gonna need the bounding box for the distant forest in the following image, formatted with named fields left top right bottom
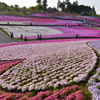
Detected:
left=0, top=0, right=97, bottom=16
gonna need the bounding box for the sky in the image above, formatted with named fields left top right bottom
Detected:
left=0, top=0, right=100, bottom=14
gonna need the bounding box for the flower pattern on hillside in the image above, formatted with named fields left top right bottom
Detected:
left=0, top=40, right=97, bottom=92
left=0, top=59, right=24, bottom=74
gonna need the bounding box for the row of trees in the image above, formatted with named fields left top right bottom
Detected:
left=0, top=0, right=97, bottom=16
left=57, top=0, right=96, bottom=15
left=0, top=1, right=58, bottom=15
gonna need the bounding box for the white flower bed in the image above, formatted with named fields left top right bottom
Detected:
left=0, top=26, right=62, bottom=37
left=0, top=40, right=97, bottom=92
left=88, top=41, right=100, bottom=100
left=0, top=21, right=23, bottom=25
left=88, top=41, right=100, bottom=54
left=88, top=68, right=100, bottom=100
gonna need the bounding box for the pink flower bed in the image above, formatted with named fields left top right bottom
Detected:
left=0, top=59, right=24, bottom=74
left=0, top=38, right=100, bottom=49
left=28, top=85, right=86, bottom=100
left=0, top=15, right=83, bottom=26
left=25, top=26, right=100, bottom=39
left=0, top=85, right=86, bottom=100
left=24, top=18, right=82, bottom=25
left=0, top=91, right=30, bottom=100
left=29, top=17, right=57, bottom=22
left=29, top=13, right=51, bottom=17
left=0, top=15, right=30, bottom=21
left=77, top=15, right=100, bottom=23
left=53, top=15, right=79, bottom=20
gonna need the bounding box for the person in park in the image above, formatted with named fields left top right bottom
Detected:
left=76, top=34, right=79, bottom=39
left=37, top=34, right=42, bottom=40
left=37, top=34, right=40, bottom=40
left=10, top=32, right=14, bottom=39
left=20, top=34, right=23, bottom=41
left=24, top=37, right=27, bottom=41
left=7, top=22, right=9, bottom=25
left=40, top=34, right=42, bottom=40
left=30, top=23, right=32, bottom=25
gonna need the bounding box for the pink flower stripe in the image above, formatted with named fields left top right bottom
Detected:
left=28, top=85, right=86, bottom=100
left=24, top=19, right=82, bottom=25
left=0, top=85, right=86, bottom=100
left=0, top=91, right=31, bottom=100
left=0, top=15, right=30, bottom=21
left=29, top=13, right=51, bottom=17
left=0, top=38, right=100, bottom=48
left=0, top=15, right=57, bottom=22
left=0, top=59, right=24, bottom=74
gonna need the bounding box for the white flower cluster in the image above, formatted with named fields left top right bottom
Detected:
left=88, top=68, right=100, bottom=100
left=0, top=40, right=97, bottom=92
left=0, top=26, right=62, bottom=38
left=88, top=41, right=100, bottom=100
left=0, top=21, right=23, bottom=25
left=88, top=41, right=100, bottom=54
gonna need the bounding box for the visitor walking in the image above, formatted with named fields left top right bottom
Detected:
left=10, top=32, right=14, bottom=39
left=20, top=34, right=23, bottom=41
left=24, top=37, right=27, bottom=41
left=40, top=34, right=42, bottom=40
left=37, top=34, right=42, bottom=40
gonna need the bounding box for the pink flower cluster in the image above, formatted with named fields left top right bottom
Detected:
left=0, top=91, right=30, bottom=100
left=0, top=59, right=24, bottom=74
left=0, top=85, right=86, bottom=100
left=28, top=85, right=86, bottom=100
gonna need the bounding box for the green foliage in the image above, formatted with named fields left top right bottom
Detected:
left=97, top=86, right=100, bottom=89
left=93, top=77, right=99, bottom=82
left=89, top=70, right=97, bottom=76
left=98, top=72, right=100, bottom=76
left=27, top=92, right=36, bottom=98
left=86, top=83, right=92, bottom=87
left=35, top=4, right=44, bottom=11
left=0, top=11, right=24, bottom=16
left=0, top=2, right=9, bottom=11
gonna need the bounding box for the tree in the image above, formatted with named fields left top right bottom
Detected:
left=73, top=0, right=78, bottom=6
left=22, top=6, right=27, bottom=14
left=92, top=6, right=96, bottom=15
left=35, top=4, right=44, bottom=11
left=36, top=0, right=41, bottom=4
left=28, top=6, right=35, bottom=12
left=65, top=0, right=71, bottom=6
left=47, top=7, right=59, bottom=13
left=59, top=1, right=65, bottom=11
left=9, top=5, right=14, bottom=11
left=57, top=0, right=61, bottom=8
left=43, top=0, right=48, bottom=10
left=14, top=4, right=20, bottom=12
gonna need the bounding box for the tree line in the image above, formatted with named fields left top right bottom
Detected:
left=0, top=0, right=97, bottom=16
left=57, top=0, right=96, bottom=15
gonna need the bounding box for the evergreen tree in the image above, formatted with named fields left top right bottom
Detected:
left=43, top=0, right=48, bottom=10
left=73, top=0, right=78, bottom=6
left=92, top=6, right=96, bottom=15
left=65, top=0, right=71, bottom=6
left=57, top=0, right=61, bottom=8
left=59, top=1, right=65, bottom=11
left=36, top=0, right=41, bottom=4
